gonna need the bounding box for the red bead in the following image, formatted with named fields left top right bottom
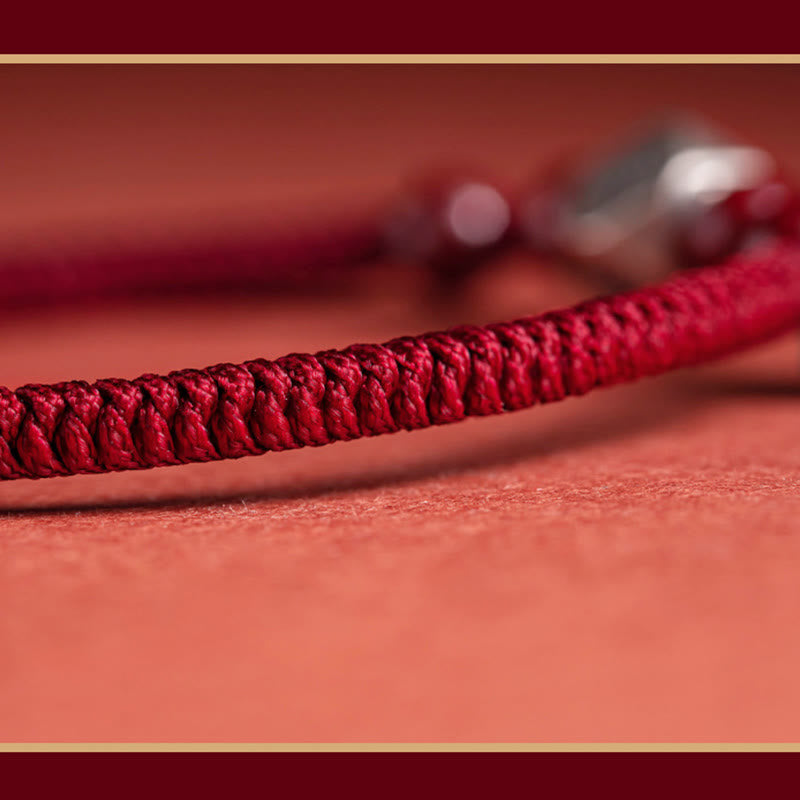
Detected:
left=678, top=178, right=799, bottom=265
left=725, top=179, right=794, bottom=226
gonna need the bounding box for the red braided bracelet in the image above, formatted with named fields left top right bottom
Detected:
left=3, top=116, right=799, bottom=482
left=3, top=242, right=799, bottom=482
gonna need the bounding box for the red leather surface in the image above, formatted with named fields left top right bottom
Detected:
left=3, top=64, right=800, bottom=742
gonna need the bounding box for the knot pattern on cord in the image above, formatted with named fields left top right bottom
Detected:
left=2, top=242, right=800, bottom=481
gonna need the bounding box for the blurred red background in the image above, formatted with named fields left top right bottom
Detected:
left=2, top=64, right=800, bottom=742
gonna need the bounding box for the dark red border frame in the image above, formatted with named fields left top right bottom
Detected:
left=2, top=752, right=798, bottom=794
left=3, top=0, right=798, bottom=777
left=2, top=0, right=799, bottom=53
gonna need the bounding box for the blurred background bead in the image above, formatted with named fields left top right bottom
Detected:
left=675, top=202, right=739, bottom=266
left=382, top=171, right=514, bottom=276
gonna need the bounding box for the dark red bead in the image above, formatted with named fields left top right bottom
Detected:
left=382, top=171, right=513, bottom=272
left=676, top=203, right=739, bottom=266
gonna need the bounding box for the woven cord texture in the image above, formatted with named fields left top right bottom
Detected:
left=2, top=242, right=800, bottom=481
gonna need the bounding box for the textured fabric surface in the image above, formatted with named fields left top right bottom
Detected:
left=3, top=64, right=800, bottom=742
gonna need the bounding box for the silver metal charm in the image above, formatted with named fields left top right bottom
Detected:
left=544, top=114, right=776, bottom=284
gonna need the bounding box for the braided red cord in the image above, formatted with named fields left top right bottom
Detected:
left=3, top=241, right=800, bottom=481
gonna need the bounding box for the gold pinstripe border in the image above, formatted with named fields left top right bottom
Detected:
left=1, top=743, right=800, bottom=751
left=0, top=54, right=798, bottom=63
